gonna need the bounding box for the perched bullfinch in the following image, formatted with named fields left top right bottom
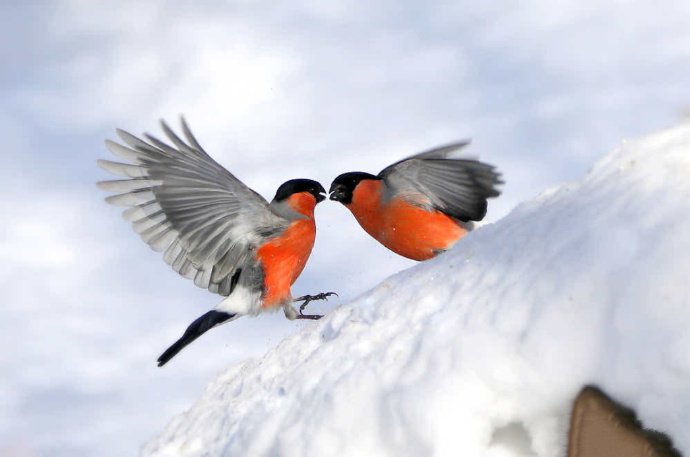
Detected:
left=98, top=118, right=334, bottom=366
left=329, top=141, right=502, bottom=261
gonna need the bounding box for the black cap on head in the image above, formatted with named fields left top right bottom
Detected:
left=329, top=172, right=380, bottom=205
left=274, top=179, right=327, bottom=203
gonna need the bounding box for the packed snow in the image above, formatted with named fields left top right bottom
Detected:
left=143, top=124, right=690, bottom=456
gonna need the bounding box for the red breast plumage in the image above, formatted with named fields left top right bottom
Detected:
left=257, top=193, right=318, bottom=307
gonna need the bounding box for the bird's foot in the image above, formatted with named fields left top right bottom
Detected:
left=294, top=292, right=338, bottom=314
left=295, top=313, right=323, bottom=320
left=292, top=291, right=337, bottom=318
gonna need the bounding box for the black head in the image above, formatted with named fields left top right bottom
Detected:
left=274, top=179, right=326, bottom=203
left=329, top=172, right=380, bottom=205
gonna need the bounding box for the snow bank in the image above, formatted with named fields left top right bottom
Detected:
left=143, top=125, right=690, bottom=456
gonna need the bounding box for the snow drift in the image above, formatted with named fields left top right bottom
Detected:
left=143, top=125, right=690, bottom=456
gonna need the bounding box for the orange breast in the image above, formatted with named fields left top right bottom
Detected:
left=286, top=192, right=317, bottom=218
left=380, top=199, right=465, bottom=260
left=256, top=218, right=316, bottom=308
left=348, top=180, right=466, bottom=261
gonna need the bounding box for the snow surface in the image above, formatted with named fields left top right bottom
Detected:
left=144, top=125, right=690, bottom=456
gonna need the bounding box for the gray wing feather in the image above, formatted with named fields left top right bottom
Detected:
left=97, top=117, right=287, bottom=296
left=379, top=142, right=503, bottom=222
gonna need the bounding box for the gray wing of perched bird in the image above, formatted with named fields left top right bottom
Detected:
left=97, top=117, right=288, bottom=296
left=378, top=141, right=503, bottom=222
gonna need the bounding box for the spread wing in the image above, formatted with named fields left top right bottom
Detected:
left=378, top=141, right=503, bottom=222
left=97, top=117, right=287, bottom=296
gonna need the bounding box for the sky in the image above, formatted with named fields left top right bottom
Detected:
left=1, top=0, right=690, bottom=455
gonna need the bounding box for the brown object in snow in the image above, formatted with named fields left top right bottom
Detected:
left=568, top=385, right=682, bottom=457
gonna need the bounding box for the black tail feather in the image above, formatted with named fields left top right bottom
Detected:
left=157, top=310, right=235, bottom=367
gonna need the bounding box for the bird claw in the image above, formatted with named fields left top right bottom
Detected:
left=293, top=291, right=338, bottom=317
left=295, top=313, right=323, bottom=320
left=294, top=291, right=338, bottom=303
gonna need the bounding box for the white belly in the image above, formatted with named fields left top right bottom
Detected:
left=215, top=285, right=263, bottom=316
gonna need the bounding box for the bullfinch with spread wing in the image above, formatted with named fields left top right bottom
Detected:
left=329, top=141, right=502, bottom=261
left=98, top=118, right=334, bottom=366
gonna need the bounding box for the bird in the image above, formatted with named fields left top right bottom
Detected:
left=98, top=117, right=334, bottom=366
left=329, top=141, right=502, bottom=261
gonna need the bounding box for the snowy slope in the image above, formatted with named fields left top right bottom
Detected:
left=143, top=125, right=690, bottom=457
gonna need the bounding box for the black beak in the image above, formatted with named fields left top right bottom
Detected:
left=329, top=183, right=347, bottom=202
left=315, top=191, right=326, bottom=203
